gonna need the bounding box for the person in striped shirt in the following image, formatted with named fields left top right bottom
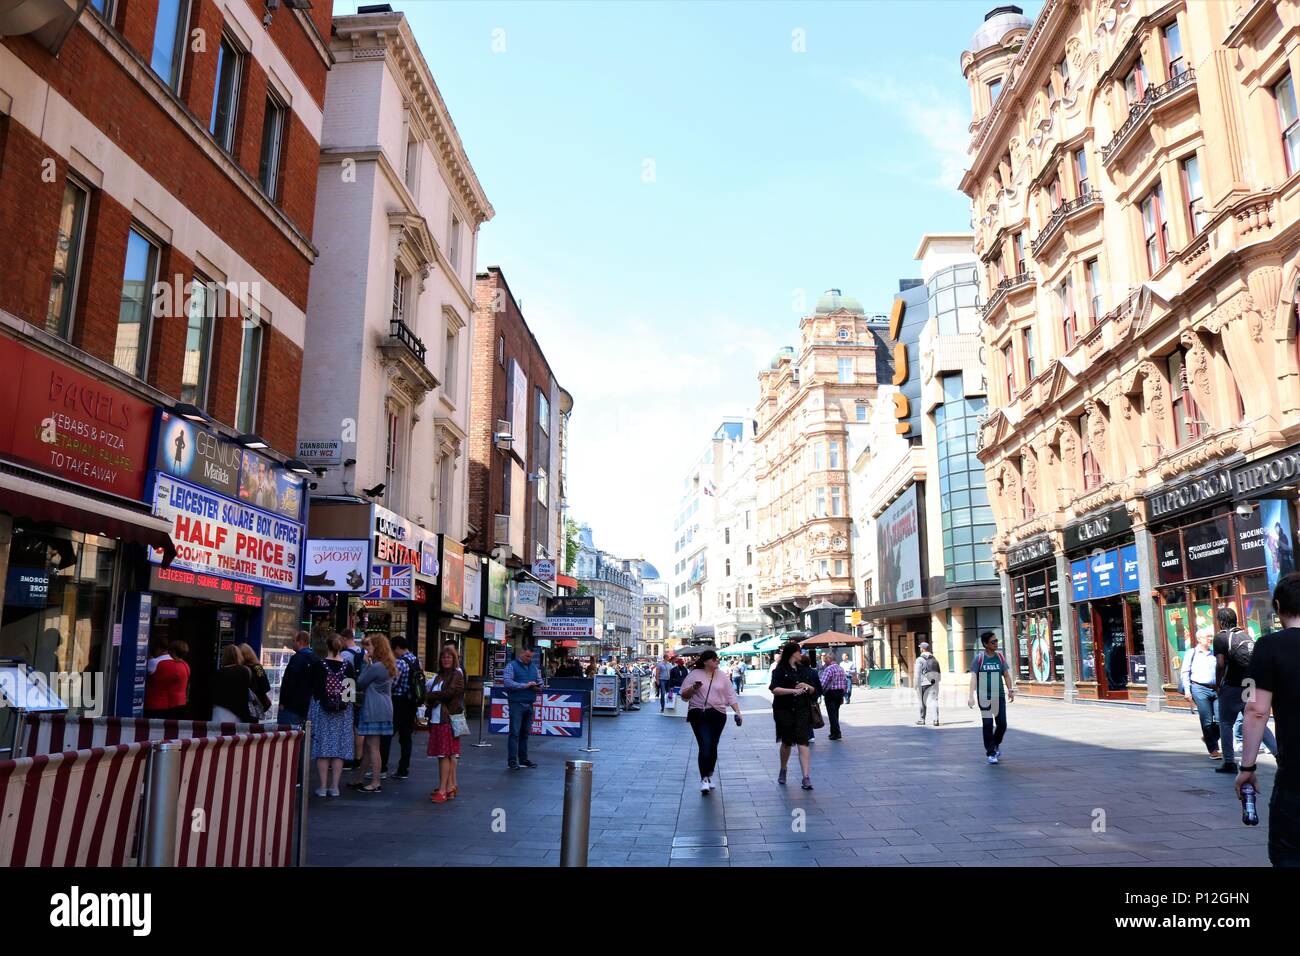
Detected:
left=818, top=654, right=849, bottom=740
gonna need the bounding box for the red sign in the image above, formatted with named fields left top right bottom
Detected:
left=150, top=566, right=264, bottom=607
left=0, top=337, right=155, bottom=499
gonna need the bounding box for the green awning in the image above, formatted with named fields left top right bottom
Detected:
left=719, top=640, right=756, bottom=657
left=752, top=635, right=784, bottom=653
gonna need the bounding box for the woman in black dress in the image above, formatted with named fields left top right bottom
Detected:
left=769, top=641, right=822, bottom=790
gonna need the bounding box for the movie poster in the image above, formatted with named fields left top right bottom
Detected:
left=1163, top=604, right=1191, bottom=680
left=1260, top=499, right=1296, bottom=591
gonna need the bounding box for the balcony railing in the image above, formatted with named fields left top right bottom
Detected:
left=1101, top=68, right=1196, bottom=165
left=1030, top=189, right=1103, bottom=257
left=388, top=317, right=427, bottom=364
left=978, top=272, right=1035, bottom=317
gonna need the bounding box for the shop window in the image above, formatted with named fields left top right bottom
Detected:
left=0, top=529, right=117, bottom=713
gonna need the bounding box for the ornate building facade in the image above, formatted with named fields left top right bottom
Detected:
left=756, top=291, right=890, bottom=633
left=963, top=0, right=1300, bottom=710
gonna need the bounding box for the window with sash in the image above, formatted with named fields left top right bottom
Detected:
left=1180, top=154, right=1206, bottom=235
left=1169, top=349, right=1205, bottom=447
left=1080, top=411, right=1102, bottom=490
left=1275, top=73, right=1300, bottom=175
left=1141, top=185, right=1170, bottom=273
left=1058, top=277, right=1077, bottom=350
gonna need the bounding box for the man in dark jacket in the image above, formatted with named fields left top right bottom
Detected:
left=277, top=631, right=316, bottom=726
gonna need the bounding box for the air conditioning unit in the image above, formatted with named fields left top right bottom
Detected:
left=494, top=513, right=511, bottom=547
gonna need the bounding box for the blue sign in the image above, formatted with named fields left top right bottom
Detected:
left=1070, top=560, right=1090, bottom=602
left=1119, top=544, right=1140, bottom=593
left=1089, top=549, right=1121, bottom=598
left=4, top=567, right=49, bottom=607
left=1260, top=499, right=1297, bottom=592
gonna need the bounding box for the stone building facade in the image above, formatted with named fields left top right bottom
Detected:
left=755, top=291, right=890, bottom=633
left=962, top=0, right=1300, bottom=709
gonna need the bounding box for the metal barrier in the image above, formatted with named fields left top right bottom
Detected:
left=0, top=742, right=152, bottom=866
left=166, top=731, right=305, bottom=867
left=2, top=723, right=306, bottom=867
left=21, top=714, right=287, bottom=758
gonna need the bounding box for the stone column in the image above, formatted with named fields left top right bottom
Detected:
left=999, top=569, right=1014, bottom=684
left=1135, top=525, right=1167, bottom=712
left=1055, top=551, right=1078, bottom=704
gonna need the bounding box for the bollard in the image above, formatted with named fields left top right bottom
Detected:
left=141, top=741, right=182, bottom=867
left=560, top=759, right=593, bottom=867
left=295, top=723, right=312, bottom=867
left=579, top=692, right=599, bottom=753
left=471, top=682, right=493, bottom=748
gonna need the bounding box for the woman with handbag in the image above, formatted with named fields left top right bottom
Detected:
left=769, top=641, right=822, bottom=790
left=238, top=643, right=273, bottom=722
left=426, top=643, right=467, bottom=804
left=211, top=644, right=254, bottom=723
left=681, top=649, right=743, bottom=795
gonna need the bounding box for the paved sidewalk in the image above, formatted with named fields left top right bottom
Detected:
left=306, top=684, right=1273, bottom=867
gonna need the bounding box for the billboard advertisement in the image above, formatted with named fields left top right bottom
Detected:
left=151, top=474, right=302, bottom=590
left=441, top=536, right=465, bottom=614
left=1261, top=499, right=1296, bottom=591
left=487, top=559, right=509, bottom=619
left=303, top=539, right=370, bottom=592
left=464, top=552, right=482, bottom=620
left=876, top=484, right=922, bottom=605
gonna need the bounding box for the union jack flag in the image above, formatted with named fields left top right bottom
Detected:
left=365, top=564, right=413, bottom=600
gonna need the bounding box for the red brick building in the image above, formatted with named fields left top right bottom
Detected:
left=0, top=1, right=331, bottom=711
left=468, top=267, right=569, bottom=649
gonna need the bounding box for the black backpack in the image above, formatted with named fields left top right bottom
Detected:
left=1226, top=629, right=1254, bottom=671
left=404, top=654, right=427, bottom=706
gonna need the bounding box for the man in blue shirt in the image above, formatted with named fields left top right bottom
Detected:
left=503, top=647, right=542, bottom=770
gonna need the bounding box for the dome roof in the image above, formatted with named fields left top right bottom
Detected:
left=637, top=560, right=661, bottom=580
left=968, top=5, right=1032, bottom=56
left=814, top=289, right=864, bottom=315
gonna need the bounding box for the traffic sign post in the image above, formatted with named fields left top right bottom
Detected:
left=471, top=682, right=493, bottom=748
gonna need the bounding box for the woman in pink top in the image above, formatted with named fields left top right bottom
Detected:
left=681, top=649, right=743, bottom=795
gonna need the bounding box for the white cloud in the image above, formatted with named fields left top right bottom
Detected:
left=849, top=74, right=970, bottom=191
left=514, top=282, right=780, bottom=570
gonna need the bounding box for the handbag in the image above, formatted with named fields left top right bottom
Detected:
left=450, top=712, right=470, bottom=737
left=810, top=700, right=825, bottom=730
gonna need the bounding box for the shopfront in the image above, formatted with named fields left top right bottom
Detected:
left=1064, top=505, right=1144, bottom=701
left=134, top=411, right=307, bottom=717
left=305, top=500, right=439, bottom=659
left=1005, top=533, right=1065, bottom=696
left=0, top=336, right=172, bottom=722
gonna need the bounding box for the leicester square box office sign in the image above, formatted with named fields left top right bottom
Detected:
left=0, top=336, right=155, bottom=499
left=149, top=473, right=303, bottom=590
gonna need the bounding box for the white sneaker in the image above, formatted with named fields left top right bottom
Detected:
left=987, top=755, right=999, bottom=765
left=314, top=787, right=328, bottom=797
left=700, top=778, right=711, bottom=794
left=328, top=787, right=340, bottom=797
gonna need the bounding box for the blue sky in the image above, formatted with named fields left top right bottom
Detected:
left=334, top=0, right=1042, bottom=570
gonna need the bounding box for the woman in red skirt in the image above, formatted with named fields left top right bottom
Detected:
left=426, top=644, right=466, bottom=803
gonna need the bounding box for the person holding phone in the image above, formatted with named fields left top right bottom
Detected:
left=681, top=649, right=743, bottom=795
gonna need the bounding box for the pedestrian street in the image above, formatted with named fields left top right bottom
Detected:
left=308, top=683, right=1273, bottom=868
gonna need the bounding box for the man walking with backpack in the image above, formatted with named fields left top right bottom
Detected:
left=1215, top=606, right=1278, bottom=774
left=383, top=635, right=424, bottom=779
left=915, top=642, right=941, bottom=726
